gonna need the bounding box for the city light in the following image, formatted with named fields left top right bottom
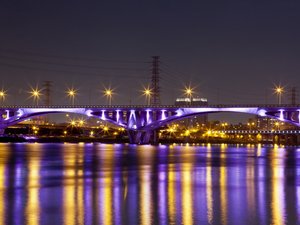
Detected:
left=274, top=85, right=284, bottom=105
left=70, top=120, right=76, bottom=126
left=247, top=122, right=255, bottom=131
left=66, top=88, right=77, bottom=105
left=78, top=119, right=84, bottom=126
left=29, top=87, right=42, bottom=106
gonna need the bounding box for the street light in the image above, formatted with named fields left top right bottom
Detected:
left=66, top=88, right=77, bottom=105
left=184, top=85, right=194, bottom=104
left=142, top=86, right=152, bottom=105
left=103, top=88, right=114, bottom=106
left=0, top=89, right=7, bottom=103
left=29, top=87, right=42, bottom=106
left=274, top=85, right=284, bottom=105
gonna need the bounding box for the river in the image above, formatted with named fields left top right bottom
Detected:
left=0, top=143, right=299, bottom=225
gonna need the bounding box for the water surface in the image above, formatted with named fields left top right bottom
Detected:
left=0, top=143, right=299, bottom=225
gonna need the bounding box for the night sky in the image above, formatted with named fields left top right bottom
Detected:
left=1, top=1, right=300, bottom=110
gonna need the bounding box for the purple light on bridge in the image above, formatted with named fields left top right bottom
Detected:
left=146, top=110, right=152, bottom=125
left=161, top=110, right=166, bottom=120
left=129, top=110, right=136, bottom=123
left=279, top=110, right=284, bottom=121
left=116, top=110, right=120, bottom=123
left=130, top=110, right=136, bottom=120
left=16, top=109, right=23, bottom=117
left=258, top=109, right=267, bottom=117
left=86, top=110, right=93, bottom=117
left=101, top=110, right=106, bottom=120
left=4, top=110, right=9, bottom=120
left=176, top=109, right=183, bottom=116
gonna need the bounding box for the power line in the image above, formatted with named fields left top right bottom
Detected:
left=0, top=54, right=148, bottom=71
left=0, top=48, right=147, bottom=64
left=0, top=61, right=149, bottom=79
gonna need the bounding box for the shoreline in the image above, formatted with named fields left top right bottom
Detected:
left=0, top=136, right=297, bottom=146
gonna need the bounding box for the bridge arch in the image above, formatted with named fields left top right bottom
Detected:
left=1, top=105, right=300, bottom=143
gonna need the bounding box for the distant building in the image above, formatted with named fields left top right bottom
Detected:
left=174, top=97, right=208, bottom=127
left=256, top=116, right=274, bottom=130
left=256, top=116, right=294, bottom=130
left=175, top=97, right=208, bottom=106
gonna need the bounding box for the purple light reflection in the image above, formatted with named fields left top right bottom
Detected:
left=158, top=165, right=168, bottom=225
left=1, top=143, right=300, bottom=224
left=297, top=166, right=300, bottom=222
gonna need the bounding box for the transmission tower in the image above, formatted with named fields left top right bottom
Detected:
left=43, top=81, right=52, bottom=106
left=289, top=87, right=297, bottom=105
left=150, top=56, right=161, bottom=105
left=41, top=81, right=52, bottom=124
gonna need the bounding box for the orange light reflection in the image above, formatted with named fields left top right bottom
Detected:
left=26, top=144, right=41, bottom=225
left=0, top=144, right=10, bottom=225
left=138, top=145, right=155, bottom=225
left=206, top=145, right=213, bottom=224
left=270, top=147, right=286, bottom=225
left=220, top=144, right=228, bottom=225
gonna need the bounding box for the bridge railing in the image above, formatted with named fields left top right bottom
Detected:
left=1, top=104, right=300, bottom=109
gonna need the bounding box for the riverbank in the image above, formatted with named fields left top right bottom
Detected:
left=0, top=136, right=128, bottom=143
left=0, top=135, right=297, bottom=145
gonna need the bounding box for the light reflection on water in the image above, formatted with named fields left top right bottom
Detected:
left=0, top=143, right=300, bottom=224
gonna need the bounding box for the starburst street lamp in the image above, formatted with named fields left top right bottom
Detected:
left=29, top=87, right=42, bottom=106
left=0, top=89, right=7, bottom=103
left=184, top=85, right=195, bottom=104
left=66, top=88, right=77, bottom=105
left=103, top=88, right=114, bottom=106
left=142, top=87, right=152, bottom=105
left=274, top=85, right=284, bottom=105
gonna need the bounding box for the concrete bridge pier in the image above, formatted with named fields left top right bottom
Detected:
left=127, top=129, right=157, bottom=144
left=0, top=128, right=5, bottom=136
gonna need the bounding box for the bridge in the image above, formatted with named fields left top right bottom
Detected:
left=1, top=104, right=300, bottom=144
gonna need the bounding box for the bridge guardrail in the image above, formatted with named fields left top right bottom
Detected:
left=1, top=104, right=300, bottom=109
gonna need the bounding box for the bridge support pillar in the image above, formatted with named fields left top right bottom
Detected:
left=127, top=130, right=157, bottom=144
left=0, top=128, right=5, bottom=136
left=152, top=130, right=159, bottom=145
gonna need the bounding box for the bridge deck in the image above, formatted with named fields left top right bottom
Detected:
left=1, top=104, right=300, bottom=109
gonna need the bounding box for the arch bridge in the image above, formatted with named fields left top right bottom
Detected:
left=1, top=104, right=300, bottom=144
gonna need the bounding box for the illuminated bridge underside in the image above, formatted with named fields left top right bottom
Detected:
left=1, top=105, right=300, bottom=144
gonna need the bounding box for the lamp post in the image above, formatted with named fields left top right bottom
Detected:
left=104, top=88, right=113, bottom=106
left=274, top=86, right=284, bottom=105
left=66, top=88, right=77, bottom=106
left=184, top=86, right=194, bottom=105
left=0, top=89, right=6, bottom=104
left=143, top=87, right=152, bottom=105
left=29, top=88, right=42, bottom=106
